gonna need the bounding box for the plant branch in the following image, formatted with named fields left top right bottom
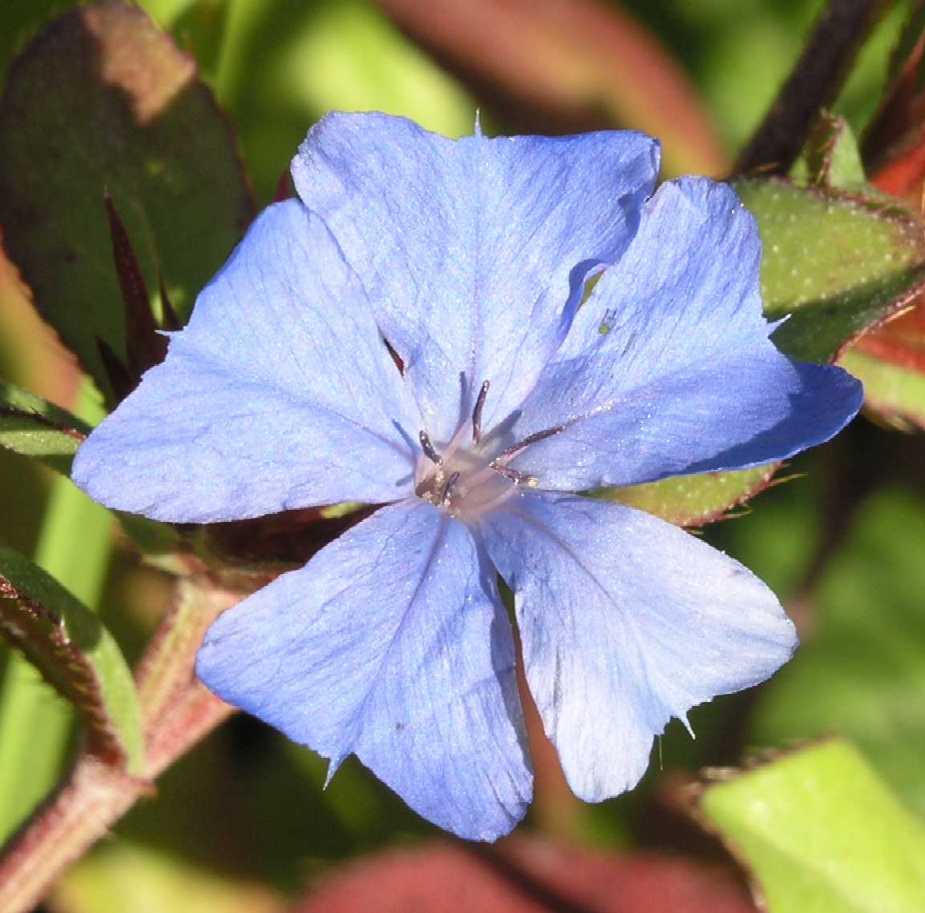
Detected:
left=0, top=576, right=239, bottom=913
left=735, top=0, right=888, bottom=175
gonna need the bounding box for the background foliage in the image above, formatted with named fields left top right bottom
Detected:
left=2, top=1, right=925, bottom=911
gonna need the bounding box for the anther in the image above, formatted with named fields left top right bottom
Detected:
left=441, top=471, right=461, bottom=503
left=471, top=380, right=490, bottom=444
left=493, top=466, right=539, bottom=487
left=419, top=430, right=442, bottom=464
left=496, top=424, right=565, bottom=461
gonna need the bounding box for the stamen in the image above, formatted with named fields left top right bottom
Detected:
left=419, top=430, right=442, bottom=464
left=471, top=380, right=490, bottom=444
left=493, top=466, right=539, bottom=487
left=495, top=424, right=566, bottom=461
left=441, top=471, right=461, bottom=503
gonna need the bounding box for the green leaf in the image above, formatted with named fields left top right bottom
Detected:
left=752, top=490, right=925, bottom=815
left=839, top=348, right=925, bottom=430
left=53, top=842, right=282, bottom=913
left=0, top=376, right=179, bottom=554
left=0, top=547, right=143, bottom=775
left=735, top=177, right=925, bottom=364
left=699, top=740, right=925, bottom=913
left=0, top=1, right=254, bottom=402
left=0, top=379, right=91, bottom=473
left=602, top=466, right=777, bottom=527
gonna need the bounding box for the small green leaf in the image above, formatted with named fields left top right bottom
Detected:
left=0, top=379, right=179, bottom=552
left=699, top=740, right=925, bottom=913
left=603, top=466, right=776, bottom=527
left=735, top=177, right=925, bottom=363
left=0, top=548, right=143, bottom=774
left=0, top=379, right=91, bottom=473
left=752, top=491, right=925, bottom=814
left=0, top=1, right=253, bottom=402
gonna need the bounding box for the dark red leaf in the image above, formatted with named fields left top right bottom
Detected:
left=293, top=838, right=757, bottom=913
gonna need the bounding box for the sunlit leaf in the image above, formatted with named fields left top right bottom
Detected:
left=0, top=1, right=253, bottom=403
left=736, top=177, right=925, bottom=363
left=698, top=740, right=925, bottom=913
left=752, top=491, right=925, bottom=813
left=0, top=547, right=142, bottom=774
left=0, top=379, right=90, bottom=474
left=606, top=467, right=777, bottom=527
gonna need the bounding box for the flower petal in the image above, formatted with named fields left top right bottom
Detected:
left=479, top=491, right=797, bottom=801
left=291, top=112, right=660, bottom=443
left=196, top=498, right=532, bottom=840
left=508, top=178, right=862, bottom=490
left=73, top=199, right=420, bottom=522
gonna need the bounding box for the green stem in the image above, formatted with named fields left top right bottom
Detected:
left=734, top=0, right=888, bottom=175
left=135, top=575, right=231, bottom=725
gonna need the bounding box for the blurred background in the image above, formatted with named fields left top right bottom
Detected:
left=1, top=1, right=924, bottom=911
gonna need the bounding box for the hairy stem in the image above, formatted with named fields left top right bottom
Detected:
left=0, top=576, right=239, bottom=913
left=735, top=0, right=888, bottom=175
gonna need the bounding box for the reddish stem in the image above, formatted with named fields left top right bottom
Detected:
left=0, top=577, right=240, bottom=913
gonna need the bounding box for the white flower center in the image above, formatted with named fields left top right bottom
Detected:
left=414, top=381, right=538, bottom=522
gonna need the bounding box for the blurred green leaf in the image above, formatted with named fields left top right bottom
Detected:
left=840, top=347, right=925, bottom=429
left=0, top=379, right=90, bottom=474
left=214, top=0, right=474, bottom=201
left=0, top=0, right=73, bottom=86
left=0, top=1, right=253, bottom=402
left=752, top=490, right=925, bottom=814
left=52, top=842, right=283, bottom=913
left=736, top=177, right=925, bottom=363
left=0, top=547, right=143, bottom=775
left=699, top=739, right=925, bottom=913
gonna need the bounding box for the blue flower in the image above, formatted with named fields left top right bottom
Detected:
left=73, top=112, right=862, bottom=841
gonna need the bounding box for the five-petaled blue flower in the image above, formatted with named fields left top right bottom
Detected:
left=73, top=112, right=862, bottom=841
